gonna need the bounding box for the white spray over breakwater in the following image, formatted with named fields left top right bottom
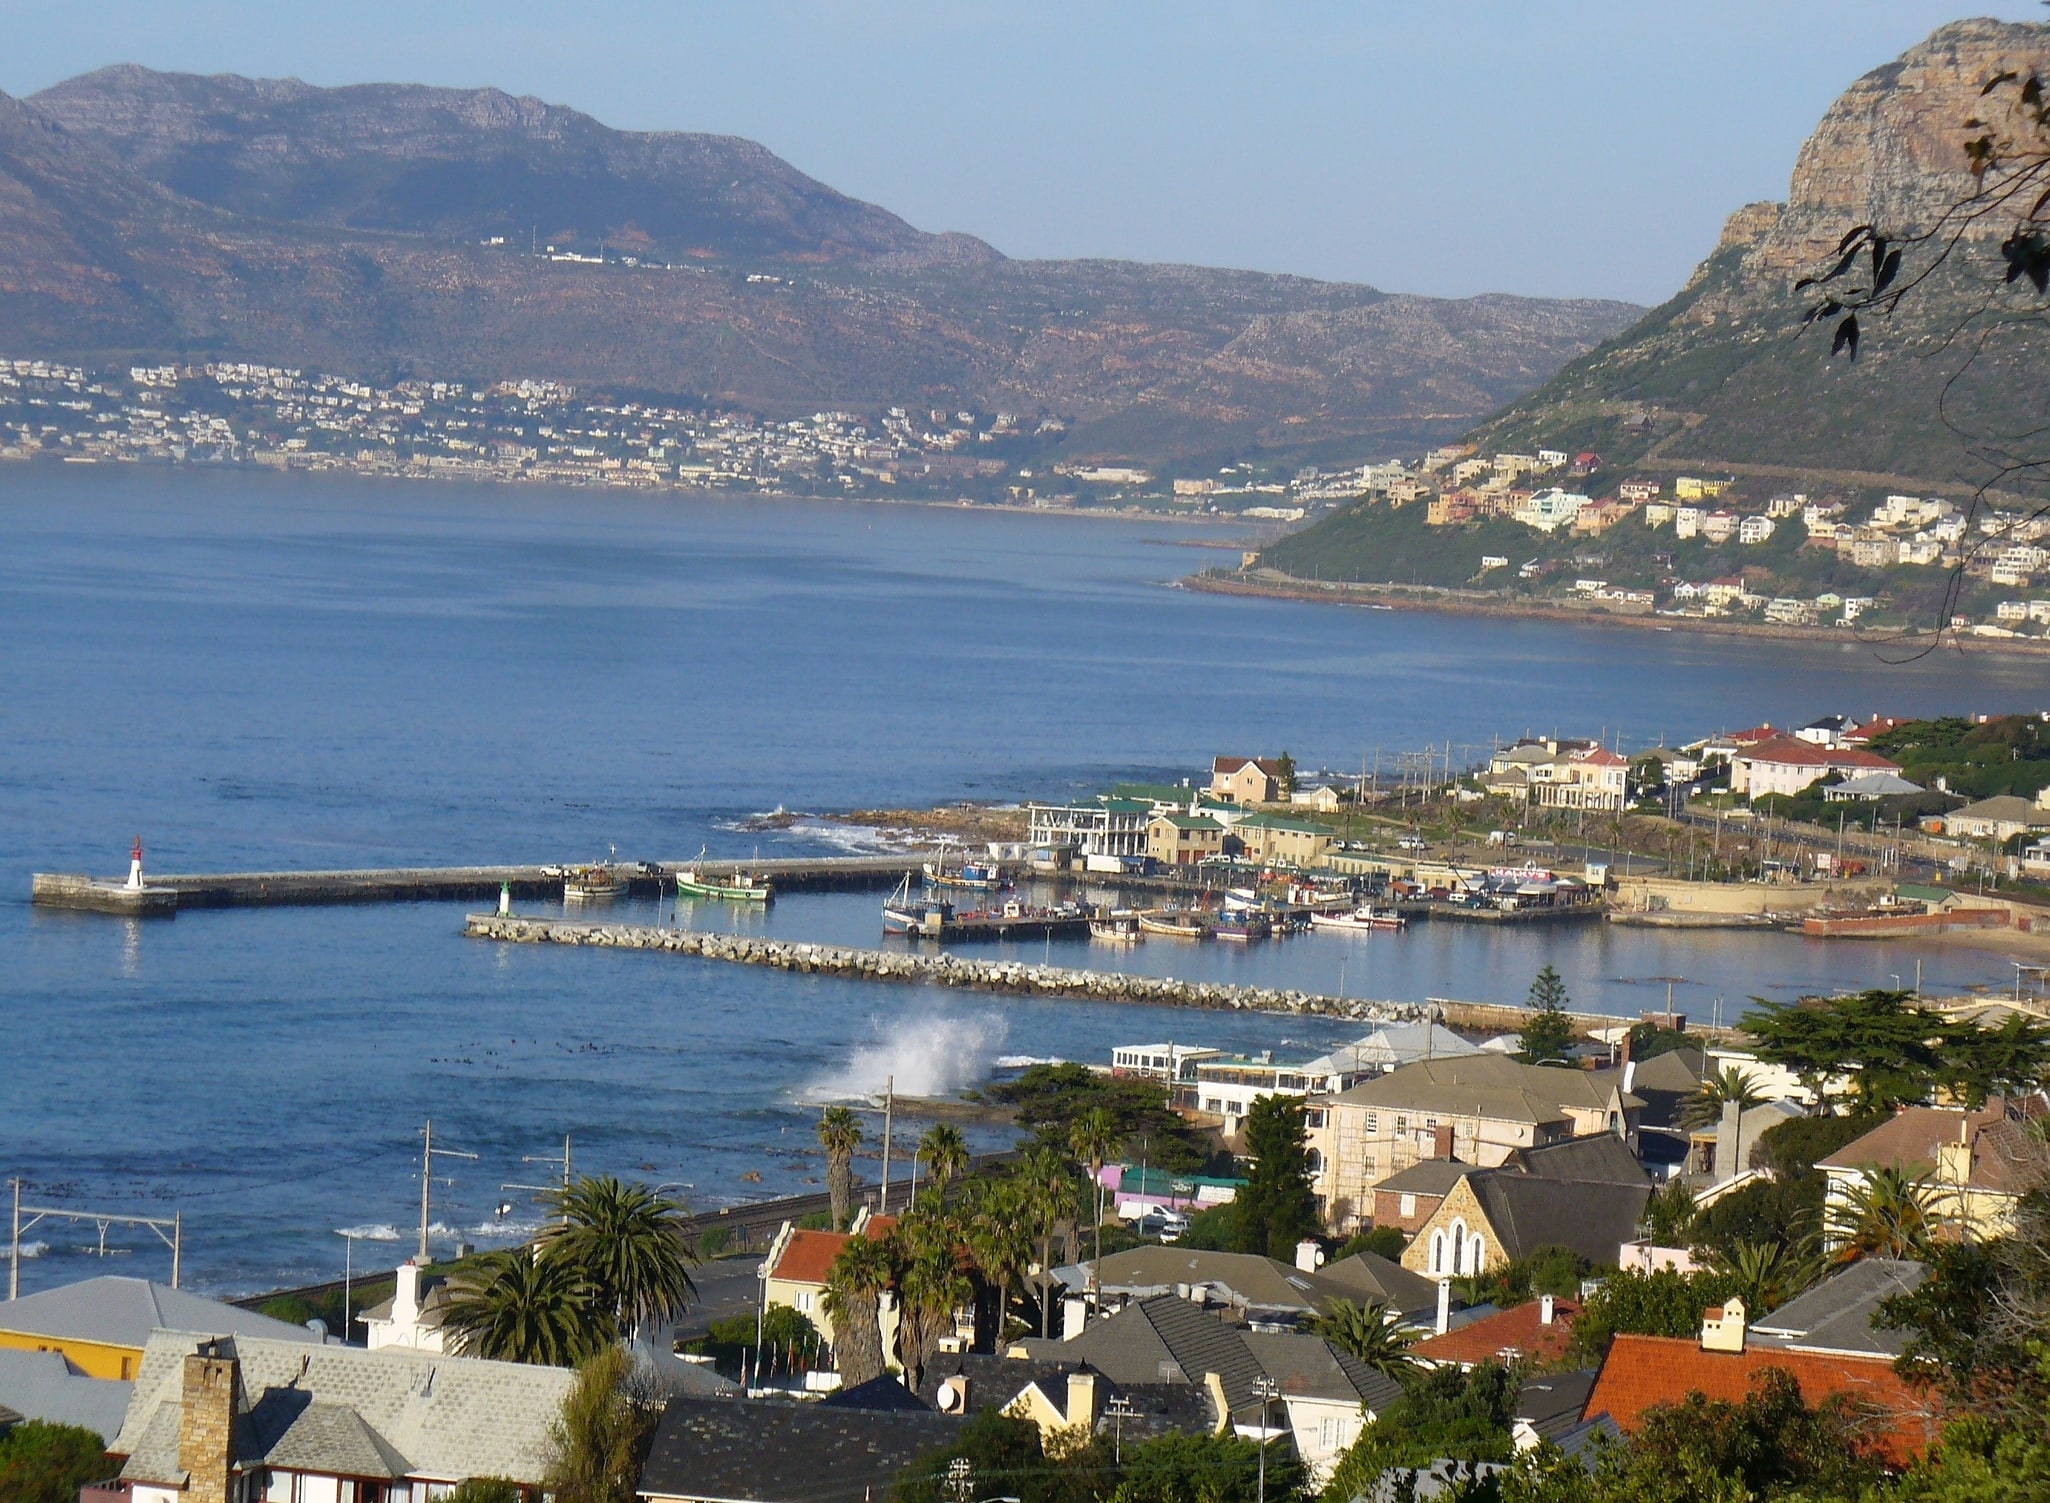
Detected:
left=809, top=1012, right=1010, bottom=1100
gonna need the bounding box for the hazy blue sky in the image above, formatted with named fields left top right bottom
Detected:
left=4, top=2, right=2042, bottom=304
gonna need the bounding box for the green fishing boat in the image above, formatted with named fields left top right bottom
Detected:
left=676, top=857, right=773, bottom=904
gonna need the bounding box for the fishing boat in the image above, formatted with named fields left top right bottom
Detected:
left=883, top=873, right=954, bottom=935
left=1213, top=911, right=1272, bottom=943
left=561, top=864, right=629, bottom=902
left=1089, top=909, right=1144, bottom=944
left=676, top=851, right=774, bottom=904
left=1138, top=908, right=1210, bottom=940
left=923, top=857, right=1003, bottom=890
left=1310, top=904, right=1407, bottom=933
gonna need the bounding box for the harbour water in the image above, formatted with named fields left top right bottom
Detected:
left=2, top=467, right=2042, bottom=1296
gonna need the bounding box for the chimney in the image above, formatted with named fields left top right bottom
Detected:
left=178, top=1343, right=239, bottom=1503
left=1700, top=1297, right=1747, bottom=1353
left=1294, top=1240, right=1325, bottom=1273
left=1539, top=1294, right=1555, bottom=1326
left=1063, top=1295, right=1088, bottom=1340
left=1436, top=1279, right=1452, bottom=1337
left=936, top=1375, right=970, bottom=1414
left=1432, top=1124, right=1455, bottom=1161
left=1065, top=1369, right=1098, bottom=1431
left=395, top=1259, right=424, bottom=1323
left=1716, top=1098, right=1744, bottom=1182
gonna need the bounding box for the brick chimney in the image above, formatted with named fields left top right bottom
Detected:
left=1700, top=1297, right=1747, bottom=1354
left=1432, top=1124, right=1455, bottom=1160
left=178, top=1342, right=238, bottom=1503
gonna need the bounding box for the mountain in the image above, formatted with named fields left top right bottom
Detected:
left=0, top=66, right=1639, bottom=462
left=1446, top=17, right=2050, bottom=495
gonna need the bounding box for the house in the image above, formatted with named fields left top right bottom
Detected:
left=761, top=1213, right=900, bottom=1352
left=1026, top=797, right=1154, bottom=861
left=359, top=1260, right=451, bottom=1352
left=1410, top=1296, right=1579, bottom=1369
left=1530, top=748, right=1629, bottom=812
left=1401, top=1169, right=1652, bottom=1278
left=1230, top=812, right=1334, bottom=869
left=1370, top=1160, right=1473, bottom=1236
left=1729, top=737, right=1904, bottom=800
left=1308, top=1056, right=1643, bottom=1233
left=1512, top=1370, right=1602, bottom=1452
left=1147, top=812, right=1226, bottom=865
left=1944, top=794, right=2050, bottom=844
left=1748, top=1259, right=1927, bottom=1360
left=1822, top=772, right=1923, bottom=801
left=638, top=1395, right=963, bottom=1503
left=0, top=1276, right=320, bottom=1383
left=1109, top=1043, right=1223, bottom=1083
left=1583, top=1302, right=1938, bottom=1465
left=0, top=1346, right=134, bottom=1444
left=1210, top=757, right=1287, bottom=805
left=1082, top=1246, right=1436, bottom=1327
left=1618, top=479, right=1660, bottom=502
left=917, top=1351, right=1213, bottom=1448
left=111, top=1330, right=575, bottom=1499
left=1817, top=1099, right=2043, bottom=1243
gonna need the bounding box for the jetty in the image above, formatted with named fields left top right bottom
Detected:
left=30, top=854, right=924, bottom=914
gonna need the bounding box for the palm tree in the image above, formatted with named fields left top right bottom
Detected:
left=818, top=1107, right=865, bottom=1232
left=1708, top=1239, right=1820, bottom=1315
left=1017, top=1147, right=1078, bottom=1338
left=1314, top=1298, right=1416, bottom=1380
left=1681, top=1065, right=1768, bottom=1132
left=1826, top=1166, right=1947, bottom=1263
left=1069, top=1107, right=1121, bottom=1284
left=823, top=1232, right=896, bottom=1388
left=892, top=1202, right=970, bottom=1391
left=961, top=1177, right=1032, bottom=1345
left=918, top=1123, right=971, bottom=1198
left=543, top=1175, right=699, bottom=1339
left=441, top=1247, right=612, bottom=1365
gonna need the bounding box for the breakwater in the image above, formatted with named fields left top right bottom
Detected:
left=463, top=912, right=1639, bottom=1036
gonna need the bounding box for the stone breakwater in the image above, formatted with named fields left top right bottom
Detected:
left=463, top=913, right=1430, bottom=1022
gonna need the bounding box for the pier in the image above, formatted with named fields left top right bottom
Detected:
left=30, top=855, right=925, bottom=914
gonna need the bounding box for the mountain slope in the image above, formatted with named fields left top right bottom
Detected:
left=0, top=68, right=1641, bottom=461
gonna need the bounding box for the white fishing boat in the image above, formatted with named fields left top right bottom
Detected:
left=1090, top=910, right=1144, bottom=944
left=1310, top=904, right=1407, bottom=933
left=562, top=863, right=629, bottom=902
left=1138, top=908, right=1209, bottom=940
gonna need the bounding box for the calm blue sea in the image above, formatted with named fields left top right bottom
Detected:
left=1, top=467, right=2040, bottom=1296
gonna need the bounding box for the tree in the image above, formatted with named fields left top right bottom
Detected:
left=893, top=1196, right=971, bottom=1392
left=1569, top=1267, right=1742, bottom=1365
left=442, top=1248, right=613, bottom=1366
left=1689, top=1174, right=1825, bottom=1267
left=1744, top=990, right=1951, bottom=1114
left=1315, top=1298, right=1417, bottom=1379
left=918, top=1122, right=970, bottom=1197
left=1518, top=966, right=1576, bottom=1065
left=0, top=1420, right=112, bottom=1503
left=1680, top=1065, right=1767, bottom=1132
left=1333, top=1224, right=1407, bottom=1262
left=1122, top=1431, right=1305, bottom=1503
left=1706, top=1239, right=1820, bottom=1316
left=818, top=1106, right=865, bottom=1232
left=1320, top=1363, right=1518, bottom=1503
left=1069, top=1105, right=1121, bottom=1278
left=987, top=1062, right=1213, bottom=1173
left=1639, top=1180, right=1698, bottom=1247
left=1943, top=1011, right=2050, bottom=1107
left=1234, top=1094, right=1321, bottom=1261
left=823, top=1231, right=896, bottom=1388
left=543, top=1174, right=698, bottom=1338
left=545, top=1344, right=654, bottom=1503
left=1276, top=750, right=1298, bottom=797
left=960, top=1175, right=1032, bottom=1346
left=1016, top=1146, right=1079, bottom=1337
left=446, top=1482, right=523, bottom=1503
left=1825, top=1165, right=1947, bottom=1263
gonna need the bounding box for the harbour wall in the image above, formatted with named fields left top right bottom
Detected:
left=462, top=912, right=1636, bottom=1036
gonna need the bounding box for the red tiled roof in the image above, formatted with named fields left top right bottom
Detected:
left=765, top=1217, right=897, bottom=1287
left=1213, top=757, right=1284, bottom=778
left=1585, top=1335, right=1939, bottom=1465
left=1576, top=749, right=1628, bottom=767
left=1817, top=1102, right=2032, bottom=1194
left=1411, top=1299, right=1579, bottom=1368
left=1741, top=737, right=1901, bottom=772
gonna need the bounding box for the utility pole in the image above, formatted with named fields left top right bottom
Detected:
left=879, top=1076, right=895, bottom=1215
left=419, top=1120, right=479, bottom=1262
left=1252, top=1376, right=1280, bottom=1503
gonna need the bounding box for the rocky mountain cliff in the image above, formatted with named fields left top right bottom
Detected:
left=0, top=66, right=1638, bottom=462
left=1451, top=17, right=2050, bottom=494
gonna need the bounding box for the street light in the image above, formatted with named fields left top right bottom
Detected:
left=333, top=1229, right=364, bottom=1346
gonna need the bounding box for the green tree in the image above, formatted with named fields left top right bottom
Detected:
left=1943, top=1011, right=2050, bottom=1108
left=442, top=1248, right=613, bottom=1365
left=544, top=1344, right=654, bottom=1503
left=960, top=1175, right=1033, bottom=1344
left=818, top=1106, right=866, bottom=1232
left=1276, top=750, right=1298, bottom=797
left=0, top=1420, right=112, bottom=1503
left=1639, top=1181, right=1698, bottom=1247
left=1826, top=1165, right=1947, bottom=1264
left=1518, top=966, right=1576, bottom=1064
left=987, top=1063, right=1211, bottom=1173
left=1017, top=1145, right=1079, bottom=1337
left=1744, top=990, right=1950, bottom=1114
left=1070, top=1105, right=1121, bottom=1278
left=1568, top=1267, right=1741, bottom=1364
left=543, top=1174, right=699, bottom=1338
left=1123, top=1430, right=1306, bottom=1503
left=1314, top=1297, right=1417, bottom=1379
left=1320, top=1363, right=1518, bottom=1503
left=824, top=1230, right=896, bottom=1387
left=1333, top=1224, right=1407, bottom=1262
left=917, top=1122, right=970, bottom=1197
left=1689, top=1174, right=1824, bottom=1267
left=893, top=1195, right=971, bottom=1392
left=1679, top=1065, right=1767, bottom=1132
left=1707, top=1239, right=1820, bottom=1316
left=446, top=1481, right=523, bottom=1503
left=1234, top=1094, right=1321, bottom=1260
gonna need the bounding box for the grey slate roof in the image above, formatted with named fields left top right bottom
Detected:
left=0, top=1277, right=321, bottom=1350
left=1318, top=1252, right=1439, bottom=1319
left=638, top=1396, right=963, bottom=1503
left=1465, top=1173, right=1653, bottom=1265
left=1334, top=1056, right=1641, bottom=1126
left=1243, top=1331, right=1402, bottom=1412
left=1503, top=1134, right=1650, bottom=1187
left=0, top=1347, right=133, bottom=1443
left=1515, top=1369, right=1599, bottom=1440
left=114, top=1330, right=574, bottom=1485
left=821, top=1374, right=933, bottom=1412
left=1089, top=1247, right=1411, bottom=1321
left=1749, top=1258, right=1928, bottom=1359
left=915, top=1352, right=1216, bottom=1441
left=1371, top=1160, right=1475, bottom=1198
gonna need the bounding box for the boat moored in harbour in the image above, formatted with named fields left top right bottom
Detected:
left=1138, top=908, right=1210, bottom=940
left=1089, top=909, right=1144, bottom=944
left=1310, top=904, right=1407, bottom=933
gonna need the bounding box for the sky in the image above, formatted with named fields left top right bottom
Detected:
left=3, top=1, right=2044, bottom=305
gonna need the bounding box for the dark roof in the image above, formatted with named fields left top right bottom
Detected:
left=638, top=1397, right=963, bottom=1503
left=1594, top=1050, right=1706, bottom=1131
left=1467, top=1173, right=1652, bottom=1265
left=1749, top=1259, right=1928, bottom=1360
left=1516, top=1369, right=1600, bottom=1438
left=1503, top=1134, right=1650, bottom=1188
left=1318, top=1252, right=1439, bottom=1317
left=1372, top=1160, right=1475, bottom=1198
left=821, top=1375, right=933, bottom=1412
left=913, top=1352, right=1215, bottom=1442
left=913, top=1353, right=1091, bottom=1416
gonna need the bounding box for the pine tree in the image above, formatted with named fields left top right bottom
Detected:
left=1518, top=964, right=1576, bottom=1065
left=1233, top=1095, right=1321, bottom=1260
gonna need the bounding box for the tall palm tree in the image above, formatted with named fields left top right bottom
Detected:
left=1069, top=1107, right=1121, bottom=1283
left=1681, top=1065, right=1768, bottom=1131
left=818, top=1107, right=865, bottom=1232
left=442, top=1247, right=612, bottom=1365
left=961, top=1177, right=1031, bottom=1346
left=892, top=1201, right=971, bottom=1392
left=1314, top=1298, right=1416, bottom=1380
left=543, top=1175, right=699, bottom=1339
left=1017, top=1147, right=1078, bottom=1338
left=823, top=1232, right=896, bottom=1388
left=1708, top=1239, right=1820, bottom=1315
left=918, top=1123, right=971, bottom=1199
left=1826, top=1166, right=1947, bottom=1263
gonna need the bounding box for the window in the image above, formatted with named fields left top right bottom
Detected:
left=1365, top=1113, right=1380, bottom=1133
left=1305, top=1148, right=1324, bottom=1173
left=1395, top=1116, right=1409, bottom=1133
left=1399, top=1193, right=1417, bottom=1218
left=1430, top=1230, right=1446, bottom=1272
